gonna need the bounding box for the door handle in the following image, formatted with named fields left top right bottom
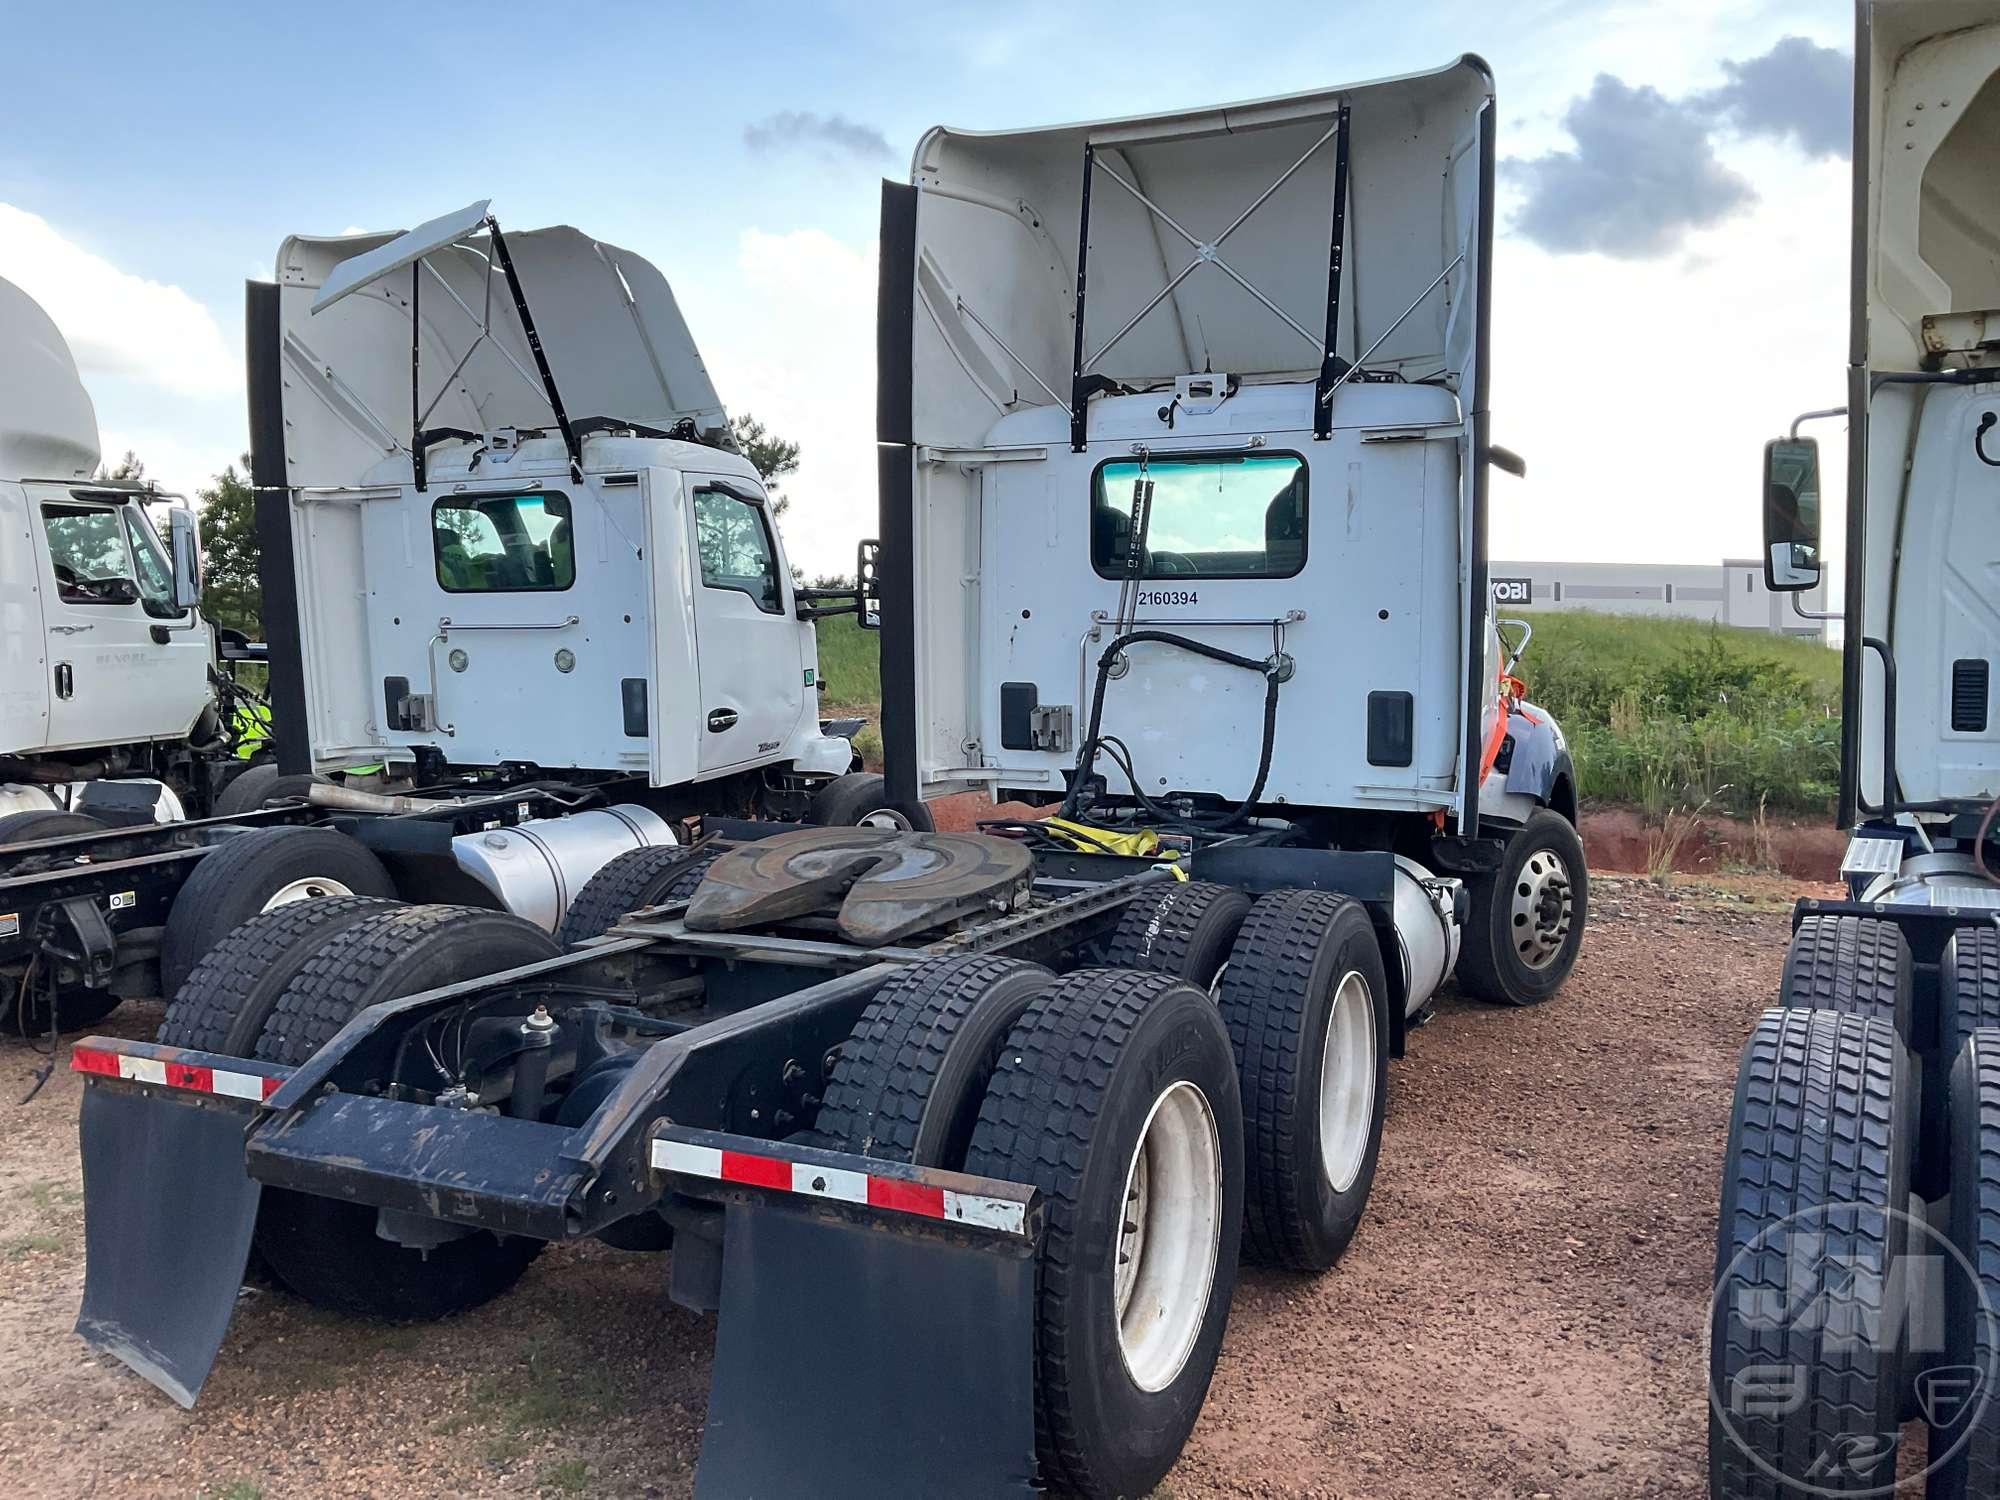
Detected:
left=707, top=708, right=739, bottom=733
left=49, top=623, right=94, bottom=635
left=54, top=663, right=74, bottom=700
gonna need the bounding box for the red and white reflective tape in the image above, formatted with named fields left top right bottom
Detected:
left=71, top=1044, right=284, bottom=1102
left=651, top=1137, right=1029, bottom=1239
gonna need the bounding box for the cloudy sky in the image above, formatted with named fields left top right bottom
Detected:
left=0, top=0, right=1852, bottom=575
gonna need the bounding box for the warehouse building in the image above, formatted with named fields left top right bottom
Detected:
left=1488, top=560, right=1829, bottom=638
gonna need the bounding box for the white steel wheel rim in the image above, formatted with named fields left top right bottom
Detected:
left=260, top=876, right=354, bottom=912
left=857, top=808, right=912, bottom=830
left=1318, top=970, right=1377, bottom=1195
left=1114, top=1080, right=1222, bottom=1393
left=1511, top=847, right=1574, bottom=971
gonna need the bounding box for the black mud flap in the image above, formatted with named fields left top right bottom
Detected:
left=696, top=1198, right=1039, bottom=1499
left=74, top=1084, right=261, bottom=1407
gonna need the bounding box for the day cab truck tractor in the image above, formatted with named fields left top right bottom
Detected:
left=1709, top=5, right=2000, bottom=1496
left=68, top=60, right=1586, bottom=1500
left=0, top=208, right=902, bottom=1035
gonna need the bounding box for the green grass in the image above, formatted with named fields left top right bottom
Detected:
left=813, top=614, right=884, bottom=767
left=1513, top=614, right=1842, bottom=816
left=805, top=607, right=1843, bottom=817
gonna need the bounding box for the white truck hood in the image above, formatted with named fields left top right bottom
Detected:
left=275, top=204, right=727, bottom=489
left=903, top=56, right=1491, bottom=446
left=0, top=275, right=100, bottom=481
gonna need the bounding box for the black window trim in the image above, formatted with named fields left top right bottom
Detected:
left=1087, top=447, right=1310, bottom=583
left=39, top=497, right=146, bottom=609
left=692, top=482, right=787, bottom=616
left=430, top=488, right=577, bottom=596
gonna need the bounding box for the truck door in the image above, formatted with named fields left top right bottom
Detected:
left=29, top=491, right=209, bottom=752
left=0, top=484, right=51, bottom=754
left=684, top=476, right=805, bottom=773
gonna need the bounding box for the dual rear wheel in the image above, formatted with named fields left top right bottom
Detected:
left=815, top=883, right=1391, bottom=1497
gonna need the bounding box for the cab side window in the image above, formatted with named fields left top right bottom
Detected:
left=42, top=503, right=141, bottom=607
left=694, top=487, right=782, bottom=614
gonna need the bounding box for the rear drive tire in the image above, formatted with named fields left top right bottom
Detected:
left=1103, top=881, right=1253, bottom=990
left=807, top=772, right=935, bottom=832
left=1709, top=1008, right=1915, bottom=1498
left=1216, top=889, right=1390, bottom=1271
left=1456, top=808, right=1587, bottom=1005
left=1943, top=924, right=2000, bottom=1071
left=965, top=969, right=1243, bottom=1500
left=1780, top=914, right=1909, bottom=1024
left=156, top=895, right=392, bottom=1051
left=158, top=827, right=396, bottom=1000
left=555, top=843, right=723, bottom=948
left=1929, top=1029, right=2000, bottom=1499
left=250, top=906, right=559, bottom=1319
left=815, top=954, right=1052, bottom=1168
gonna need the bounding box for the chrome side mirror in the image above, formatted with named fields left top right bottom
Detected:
left=168, top=506, right=203, bottom=611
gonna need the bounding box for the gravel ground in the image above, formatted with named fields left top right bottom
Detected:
left=0, top=874, right=1825, bottom=1499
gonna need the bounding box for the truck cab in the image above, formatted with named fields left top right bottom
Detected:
left=1760, top=1, right=2000, bottom=880
left=261, top=205, right=856, bottom=818
left=1, top=276, right=212, bottom=818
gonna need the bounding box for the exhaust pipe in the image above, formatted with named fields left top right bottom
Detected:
left=305, top=783, right=435, bottom=815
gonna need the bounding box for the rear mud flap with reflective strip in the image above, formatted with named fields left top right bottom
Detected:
left=74, top=1083, right=261, bottom=1407
left=697, top=1198, right=1039, bottom=1500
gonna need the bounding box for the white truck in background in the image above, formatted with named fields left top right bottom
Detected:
left=0, top=275, right=225, bottom=832
left=1711, top=5, right=2000, bottom=1495
left=0, top=207, right=904, bottom=1032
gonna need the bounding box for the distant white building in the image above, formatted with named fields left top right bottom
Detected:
left=1488, top=560, right=1829, bottom=638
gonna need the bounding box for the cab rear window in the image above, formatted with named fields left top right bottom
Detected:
left=1089, top=453, right=1307, bottom=580
left=433, top=492, right=574, bottom=593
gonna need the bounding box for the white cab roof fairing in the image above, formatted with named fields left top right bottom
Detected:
left=1862, top=0, right=2000, bottom=372
left=276, top=210, right=728, bottom=489
left=0, top=276, right=100, bottom=480
left=903, top=57, right=1492, bottom=447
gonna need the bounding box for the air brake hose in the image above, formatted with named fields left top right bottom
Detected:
left=1060, top=629, right=1283, bottom=831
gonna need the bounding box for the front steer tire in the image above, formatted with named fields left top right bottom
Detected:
left=159, top=827, right=396, bottom=1000
left=1216, top=889, right=1390, bottom=1271
left=250, top=906, right=559, bottom=1320
left=1456, top=808, right=1587, bottom=1005
left=807, top=772, right=935, bottom=832
left=965, top=969, right=1244, bottom=1500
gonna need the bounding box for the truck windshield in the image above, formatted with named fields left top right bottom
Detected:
left=1090, top=453, right=1307, bottom=580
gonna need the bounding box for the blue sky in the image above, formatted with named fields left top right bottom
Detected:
left=0, top=0, right=1853, bottom=574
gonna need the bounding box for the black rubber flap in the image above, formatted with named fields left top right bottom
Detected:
left=696, top=1199, right=1039, bottom=1498
left=74, top=1086, right=261, bottom=1407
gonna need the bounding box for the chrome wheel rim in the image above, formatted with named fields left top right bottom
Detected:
left=1318, top=970, right=1377, bottom=1194
left=1114, top=1080, right=1222, bottom=1393
left=260, top=876, right=354, bottom=912
left=1511, top=847, right=1574, bottom=970
left=857, top=808, right=913, bottom=830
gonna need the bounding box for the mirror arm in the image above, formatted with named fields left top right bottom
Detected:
left=1789, top=406, right=1847, bottom=440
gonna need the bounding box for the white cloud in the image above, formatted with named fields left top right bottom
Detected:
left=0, top=202, right=237, bottom=399
left=1488, top=138, right=1851, bottom=567
left=691, top=227, right=880, bottom=578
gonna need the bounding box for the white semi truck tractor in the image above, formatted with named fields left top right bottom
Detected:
left=1, top=207, right=901, bottom=1032
left=69, top=60, right=1588, bottom=1500
left=1711, top=5, right=2000, bottom=1495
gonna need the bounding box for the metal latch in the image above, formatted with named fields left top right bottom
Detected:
left=1029, top=705, right=1073, bottom=754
